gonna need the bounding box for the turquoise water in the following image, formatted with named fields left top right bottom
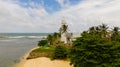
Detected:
left=0, top=33, right=49, bottom=67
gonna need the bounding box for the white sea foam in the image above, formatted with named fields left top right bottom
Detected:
left=8, top=36, right=25, bottom=38
left=5, top=36, right=47, bottom=39
left=0, top=36, right=46, bottom=42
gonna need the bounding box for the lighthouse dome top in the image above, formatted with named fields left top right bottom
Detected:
left=61, top=19, right=66, bottom=25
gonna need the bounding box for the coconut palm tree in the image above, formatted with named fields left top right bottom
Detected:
left=112, top=27, right=119, bottom=35
left=53, top=32, right=61, bottom=43
left=111, top=27, right=120, bottom=41
left=99, top=24, right=109, bottom=38
left=95, top=26, right=100, bottom=34
left=89, top=26, right=95, bottom=34
left=59, top=24, right=68, bottom=34
left=47, top=34, right=52, bottom=45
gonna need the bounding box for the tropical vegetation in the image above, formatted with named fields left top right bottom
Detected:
left=38, top=40, right=48, bottom=46
left=52, top=45, right=68, bottom=59
left=27, top=47, right=54, bottom=59
left=69, top=24, right=120, bottom=67
left=30, top=23, right=120, bottom=67
left=47, top=32, right=61, bottom=46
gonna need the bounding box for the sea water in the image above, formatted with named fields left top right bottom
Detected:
left=0, top=33, right=49, bottom=67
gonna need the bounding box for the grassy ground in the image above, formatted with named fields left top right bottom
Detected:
left=27, top=47, right=54, bottom=59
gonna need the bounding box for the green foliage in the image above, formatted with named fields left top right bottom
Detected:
left=111, top=27, right=120, bottom=41
left=32, top=47, right=54, bottom=52
left=52, top=45, right=68, bottom=59
left=38, top=40, right=48, bottom=46
left=27, top=47, right=54, bottom=59
left=69, top=24, right=120, bottom=67
left=59, top=24, right=68, bottom=33
left=47, top=32, right=61, bottom=46
left=47, top=34, right=52, bottom=45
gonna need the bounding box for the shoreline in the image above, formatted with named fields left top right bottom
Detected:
left=15, top=47, right=39, bottom=67
left=16, top=46, right=73, bottom=67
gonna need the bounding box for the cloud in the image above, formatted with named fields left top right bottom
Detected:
left=0, top=0, right=120, bottom=33
left=56, top=0, right=65, bottom=7
left=50, top=0, right=120, bottom=32
left=55, top=0, right=71, bottom=8
left=0, top=0, right=49, bottom=33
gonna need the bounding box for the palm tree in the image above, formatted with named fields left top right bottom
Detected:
left=89, top=26, right=95, bottom=34
left=95, top=26, right=100, bottom=34
left=112, top=27, right=119, bottom=35
left=59, top=24, right=68, bottom=34
left=47, top=34, right=52, bottom=45
left=53, top=32, right=61, bottom=42
left=111, top=27, right=120, bottom=40
left=53, top=32, right=58, bottom=38
left=99, top=24, right=109, bottom=38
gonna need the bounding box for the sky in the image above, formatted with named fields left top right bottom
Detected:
left=0, top=0, right=120, bottom=33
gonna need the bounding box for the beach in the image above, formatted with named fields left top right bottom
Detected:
left=17, top=47, right=73, bottom=67
left=16, top=47, right=39, bottom=67
left=19, top=57, right=73, bottom=67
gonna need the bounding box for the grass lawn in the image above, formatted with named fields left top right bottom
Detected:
left=32, top=47, right=54, bottom=52
left=27, top=47, right=54, bottom=59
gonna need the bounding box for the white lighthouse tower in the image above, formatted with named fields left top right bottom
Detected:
left=59, top=19, right=73, bottom=45
left=60, top=19, right=68, bottom=44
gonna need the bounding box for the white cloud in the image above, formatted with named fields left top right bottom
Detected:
left=55, top=0, right=71, bottom=8
left=0, top=0, right=49, bottom=33
left=0, top=0, right=120, bottom=33
left=51, top=0, right=120, bottom=32
left=56, top=0, right=65, bottom=7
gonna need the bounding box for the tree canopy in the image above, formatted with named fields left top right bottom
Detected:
left=69, top=24, right=120, bottom=67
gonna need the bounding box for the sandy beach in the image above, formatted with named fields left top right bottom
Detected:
left=16, top=47, right=73, bottom=67
left=21, top=57, right=73, bottom=67
left=16, top=47, right=39, bottom=67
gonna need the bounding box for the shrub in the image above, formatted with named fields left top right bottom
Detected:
left=52, top=45, right=68, bottom=59
left=38, top=40, right=48, bottom=46
left=69, top=33, right=120, bottom=67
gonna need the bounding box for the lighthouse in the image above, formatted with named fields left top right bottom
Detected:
left=59, top=19, right=72, bottom=45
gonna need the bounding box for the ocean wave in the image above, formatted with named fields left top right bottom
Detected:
left=0, top=36, right=47, bottom=39
left=8, top=36, right=46, bottom=39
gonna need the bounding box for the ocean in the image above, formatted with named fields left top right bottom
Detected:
left=0, top=33, right=49, bottom=67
